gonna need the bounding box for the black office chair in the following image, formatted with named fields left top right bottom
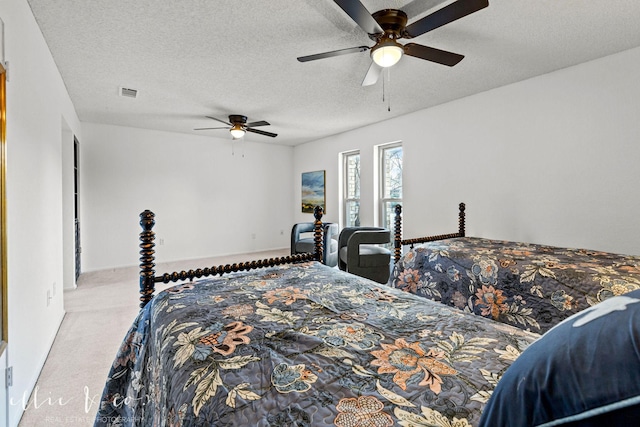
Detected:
left=338, top=227, right=391, bottom=283
left=291, top=222, right=339, bottom=267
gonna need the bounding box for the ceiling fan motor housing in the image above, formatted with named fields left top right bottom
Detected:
left=228, top=114, right=248, bottom=125
left=371, top=9, right=408, bottom=40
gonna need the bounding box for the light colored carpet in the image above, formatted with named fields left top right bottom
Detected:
left=17, top=249, right=289, bottom=427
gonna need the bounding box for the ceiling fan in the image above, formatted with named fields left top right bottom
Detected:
left=297, top=0, right=489, bottom=86
left=194, top=115, right=278, bottom=139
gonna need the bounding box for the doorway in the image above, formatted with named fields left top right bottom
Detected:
left=74, top=137, right=80, bottom=280
left=61, top=122, right=78, bottom=289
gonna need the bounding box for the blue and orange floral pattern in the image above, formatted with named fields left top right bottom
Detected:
left=370, top=338, right=456, bottom=393
left=315, top=322, right=384, bottom=350
left=391, top=237, right=640, bottom=333
left=95, top=261, right=538, bottom=427
left=271, top=363, right=318, bottom=393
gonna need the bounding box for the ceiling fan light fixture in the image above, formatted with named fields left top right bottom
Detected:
left=371, top=38, right=404, bottom=68
left=230, top=124, right=245, bottom=139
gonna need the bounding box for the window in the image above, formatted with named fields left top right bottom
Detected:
left=379, top=143, right=402, bottom=231
left=343, top=151, right=360, bottom=227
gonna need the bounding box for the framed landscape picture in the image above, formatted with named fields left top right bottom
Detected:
left=301, top=170, right=325, bottom=213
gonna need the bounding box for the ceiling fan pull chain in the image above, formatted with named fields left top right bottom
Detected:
left=382, top=68, right=386, bottom=103
left=387, top=68, right=392, bottom=112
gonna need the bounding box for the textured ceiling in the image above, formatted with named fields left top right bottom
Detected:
left=26, top=0, right=640, bottom=146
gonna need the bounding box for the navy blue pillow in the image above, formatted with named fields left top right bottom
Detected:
left=479, top=289, right=640, bottom=427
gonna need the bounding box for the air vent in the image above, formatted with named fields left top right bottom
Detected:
left=119, top=87, right=138, bottom=99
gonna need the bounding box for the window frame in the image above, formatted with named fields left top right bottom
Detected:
left=342, top=150, right=361, bottom=227
left=378, top=142, right=403, bottom=232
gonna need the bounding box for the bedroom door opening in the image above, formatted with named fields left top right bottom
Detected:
left=62, top=121, right=78, bottom=289
left=73, top=137, right=80, bottom=280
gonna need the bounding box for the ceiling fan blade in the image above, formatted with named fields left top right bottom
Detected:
left=206, top=116, right=232, bottom=126
left=246, top=127, right=278, bottom=138
left=361, top=61, right=382, bottom=86
left=297, top=46, right=369, bottom=62
left=194, top=126, right=229, bottom=131
left=246, top=120, right=270, bottom=127
left=404, top=43, right=464, bottom=66
left=333, top=0, right=383, bottom=35
left=404, top=0, right=489, bottom=38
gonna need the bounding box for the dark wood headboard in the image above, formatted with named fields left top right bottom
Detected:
left=393, top=203, right=466, bottom=263
left=138, top=206, right=326, bottom=308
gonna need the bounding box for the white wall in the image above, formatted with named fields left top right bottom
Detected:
left=294, top=46, right=640, bottom=256
left=81, top=123, right=295, bottom=272
left=0, top=0, right=81, bottom=425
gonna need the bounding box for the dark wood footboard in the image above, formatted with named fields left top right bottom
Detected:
left=139, top=206, right=326, bottom=308
left=393, top=203, right=466, bottom=263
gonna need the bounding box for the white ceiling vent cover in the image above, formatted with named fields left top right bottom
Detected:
left=119, top=87, right=138, bottom=98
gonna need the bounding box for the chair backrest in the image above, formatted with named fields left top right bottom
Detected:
left=338, top=227, right=389, bottom=250
left=291, top=222, right=315, bottom=249
left=291, top=222, right=339, bottom=266
left=337, top=227, right=391, bottom=282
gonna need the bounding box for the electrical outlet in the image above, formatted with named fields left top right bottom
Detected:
left=6, top=366, right=13, bottom=387
left=159, top=238, right=165, bottom=245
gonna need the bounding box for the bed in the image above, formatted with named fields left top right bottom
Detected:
left=390, top=203, right=640, bottom=334
left=390, top=203, right=640, bottom=425
left=93, top=208, right=539, bottom=427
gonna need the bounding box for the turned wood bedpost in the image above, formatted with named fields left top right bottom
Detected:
left=313, top=205, right=324, bottom=262
left=458, top=202, right=466, bottom=237
left=139, top=210, right=156, bottom=308
left=394, top=204, right=402, bottom=264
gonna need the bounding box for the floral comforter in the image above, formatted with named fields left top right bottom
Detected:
left=391, top=237, right=640, bottom=333
left=94, top=261, right=538, bottom=427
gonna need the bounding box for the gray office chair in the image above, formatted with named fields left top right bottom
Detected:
left=338, top=227, right=391, bottom=283
left=291, top=222, right=339, bottom=267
